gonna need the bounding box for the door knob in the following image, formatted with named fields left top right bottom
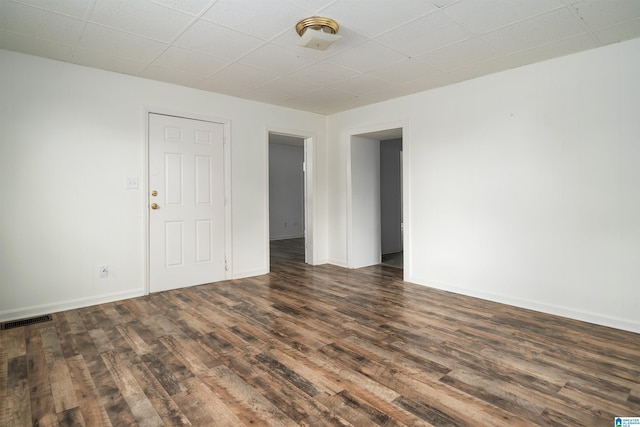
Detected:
left=151, top=190, right=158, bottom=197
left=151, top=203, right=159, bottom=210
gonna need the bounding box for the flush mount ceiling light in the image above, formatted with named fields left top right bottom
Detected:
left=295, top=17, right=341, bottom=50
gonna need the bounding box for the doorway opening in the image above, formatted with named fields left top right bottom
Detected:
left=268, top=132, right=313, bottom=269
left=348, top=127, right=404, bottom=272
left=380, top=137, right=403, bottom=270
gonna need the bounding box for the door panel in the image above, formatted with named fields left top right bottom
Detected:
left=165, top=153, right=183, bottom=205
left=149, top=113, right=226, bottom=293
left=165, top=221, right=184, bottom=267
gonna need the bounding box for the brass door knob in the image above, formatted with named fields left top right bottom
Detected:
left=151, top=190, right=158, bottom=197
left=151, top=203, right=159, bottom=210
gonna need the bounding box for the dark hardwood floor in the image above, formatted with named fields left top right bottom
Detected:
left=381, top=252, right=403, bottom=270
left=1, top=238, right=639, bottom=426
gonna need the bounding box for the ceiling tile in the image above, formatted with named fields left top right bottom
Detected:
left=446, top=55, right=521, bottom=82
left=320, top=0, right=438, bottom=38
left=443, top=0, right=566, bottom=34
left=12, top=0, right=94, bottom=19
left=2, top=0, right=640, bottom=115
left=173, top=19, right=264, bottom=60
left=283, top=87, right=361, bottom=114
left=238, top=43, right=318, bottom=74
left=89, top=0, right=193, bottom=42
left=506, top=33, right=600, bottom=66
left=357, top=84, right=417, bottom=104
left=285, top=0, right=338, bottom=14
left=569, top=0, right=640, bottom=31
left=481, top=6, right=586, bottom=54
left=594, top=18, right=640, bottom=45
left=71, top=47, right=149, bottom=75
left=328, top=74, right=395, bottom=96
left=202, top=0, right=307, bottom=40
left=427, top=0, right=459, bottom=7
left=0, top=29, right=74, bottom=61
left=252, top=76, right=321, bottom=102
left=78, top=23, right=169, bottom=62
left=0, top=1, right=84, bottom=45
left=199, top=63, right=281, bottom=94
left=367, top=58, right=441, bottom=83
left=149, top=0, right=217, bottom=16
left=141, top=64, right=204, bottom=87
left=151, top=45, right=230, bottom=76
left=415, top=37, right=500, bottom=72
left=398, top=70, right=468, bottom=93
left=289, top=62, right=359, bottom=86
left=375, top=11, right=472, bottom=57
left=328, top=41, right=407, bottom=73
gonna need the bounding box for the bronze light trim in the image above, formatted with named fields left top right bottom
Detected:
left=296, top=17, right=339, bottom=36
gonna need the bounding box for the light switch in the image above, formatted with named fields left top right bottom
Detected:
left=126, top=177, right=139, bottom=189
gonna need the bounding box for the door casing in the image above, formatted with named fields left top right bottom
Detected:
left=266, top=128, right=316, bottom=268
left=346, top=123, right=409, bottom=280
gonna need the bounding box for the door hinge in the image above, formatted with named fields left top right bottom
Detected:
left=225, top=259, right=228, bottom=271
left=302, top=161, right=306, bottom=172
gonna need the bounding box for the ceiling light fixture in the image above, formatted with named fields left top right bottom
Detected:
left=295, top=17, right=341, bottom=51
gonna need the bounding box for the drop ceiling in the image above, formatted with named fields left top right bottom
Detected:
left=1, top=0, right=639, bottom=115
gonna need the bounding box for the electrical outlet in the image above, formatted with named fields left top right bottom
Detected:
left=98, top=265, right=109, bottom=278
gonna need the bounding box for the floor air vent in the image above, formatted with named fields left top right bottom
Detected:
left=1, top=314, right=53, bottom=330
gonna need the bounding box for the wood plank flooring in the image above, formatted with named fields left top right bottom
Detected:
left=1, top=238, right=639, bottom=426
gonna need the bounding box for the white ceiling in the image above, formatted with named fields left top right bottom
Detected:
left=2, top=0, right=640, bottom=115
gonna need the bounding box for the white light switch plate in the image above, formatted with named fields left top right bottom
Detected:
left=126, top=177, right=139, bottom=189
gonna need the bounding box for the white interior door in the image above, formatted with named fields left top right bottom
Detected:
left=149, top=113, right=226, bottom=293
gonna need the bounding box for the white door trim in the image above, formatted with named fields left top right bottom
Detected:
left=265, top=127, right=317, bottom=268
left=144, top=107, right=232, bottom=295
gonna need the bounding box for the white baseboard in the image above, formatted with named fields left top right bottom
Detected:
left=232, top=268, right=269, bottom=280
left=410, top=276, right=640, bottom=334
left=0, top=289, right=146, bottom=323
left=328, top=258, right=349, bottom=268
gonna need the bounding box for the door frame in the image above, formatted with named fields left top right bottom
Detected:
left=346, top=122, right=410, bottom=280
left=143, top=107, right=232, bottom=295
left=265, top=128, right=316, bottom=268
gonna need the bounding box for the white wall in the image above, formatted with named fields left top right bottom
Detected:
left=327, top=38, right=640, bottom=333
left=349, top=136, right=380, bottom=268
left=3, top=37, right=639, bottom=333
left=0, top=49, right=328, bottom=321
left=269, top=142, right=304, bottom=240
